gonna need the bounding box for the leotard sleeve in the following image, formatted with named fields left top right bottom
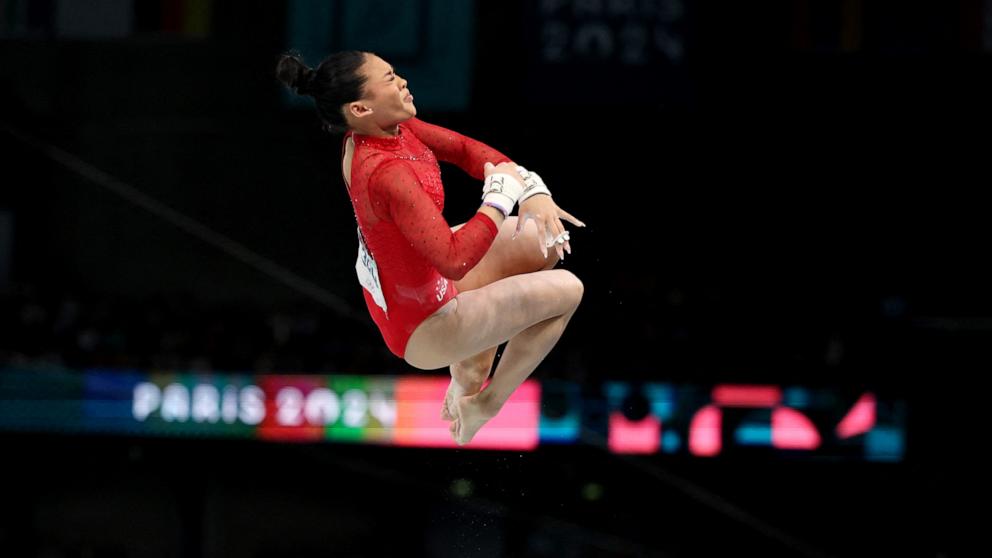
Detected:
left=405, top=117, right=511, bottom=180
left=368, top=159, right=499, bottom=281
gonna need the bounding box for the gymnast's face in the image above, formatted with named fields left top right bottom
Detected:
left=346, top=54, right=416, bottom=132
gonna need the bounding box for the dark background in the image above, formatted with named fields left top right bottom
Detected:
left=0, top=1, right=985, bottom=556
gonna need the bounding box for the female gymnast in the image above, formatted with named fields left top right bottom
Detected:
left=277, top=51, right=585, bottom=445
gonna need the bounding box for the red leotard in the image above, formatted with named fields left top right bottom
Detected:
left=343, top=118, right=510, bottom=358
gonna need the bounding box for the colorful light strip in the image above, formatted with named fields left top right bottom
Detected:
left=0, top=368, right=907, bottom=461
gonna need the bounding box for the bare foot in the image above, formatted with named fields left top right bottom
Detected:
left=441, top=368, right=487, bottom=421
left=441, top=379, right=483, bottom=421
left=450, top=392, right=497, bottom=446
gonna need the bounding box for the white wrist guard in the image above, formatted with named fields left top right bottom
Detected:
left=481, top=172, right=525, bottom=217
left=516, top=165, right=552, bottom=204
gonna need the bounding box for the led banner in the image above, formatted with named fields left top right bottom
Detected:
left=523, top=0, right=690, bottom=106
left=0, top=368, right=905, bottom=461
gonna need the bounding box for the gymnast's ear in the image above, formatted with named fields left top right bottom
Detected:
left=347, top=101, right=373, bottom=119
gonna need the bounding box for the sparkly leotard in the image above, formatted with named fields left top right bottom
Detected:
left=343, top=118, right=510, bottom=358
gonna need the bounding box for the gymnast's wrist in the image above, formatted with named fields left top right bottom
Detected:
left=482, top=200, right=510, bottom=218
left=516, top=165, right=552, bottom=203
left=479, top=203, right=508, bottom=226
left=481, top=172, right=524, bottom=218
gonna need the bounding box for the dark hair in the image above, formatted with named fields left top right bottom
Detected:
left=276, top=50, right=368, bottom=134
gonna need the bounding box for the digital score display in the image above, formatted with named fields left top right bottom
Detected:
left=0, top=368, right=905, bottom=461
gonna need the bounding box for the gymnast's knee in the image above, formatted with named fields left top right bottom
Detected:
left=559, top=270, right=584, bottom=308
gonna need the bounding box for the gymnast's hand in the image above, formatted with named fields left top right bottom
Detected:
left=517, top=194, right=585, bottom=261
left=482, top=161, right=527, bottom=187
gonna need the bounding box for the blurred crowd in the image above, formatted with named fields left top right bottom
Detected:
left=0, top=283, right=399, bottom=375
left=0, top=274, right=906, bottom=388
